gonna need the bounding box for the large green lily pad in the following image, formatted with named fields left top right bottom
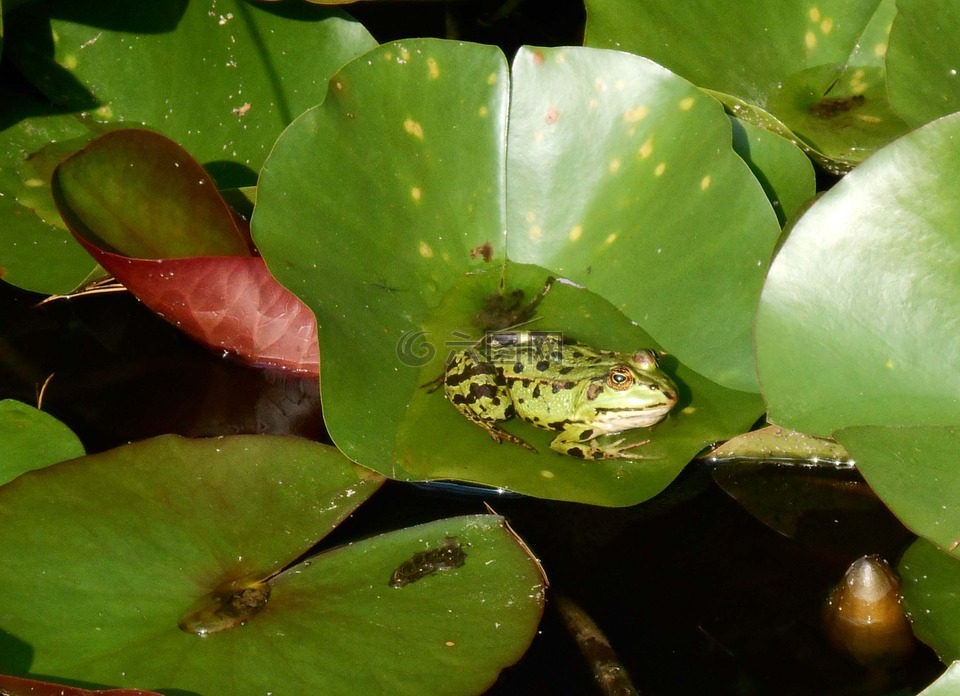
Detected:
left=0, top=399, right=84, bottom=486
left=584, top=0, right=909, bottom=171
left=253, top=40, right=770, bottom=505
left=4, top=0, right=376, bottom=186
left=0, top=435, right=545, bottom=693
left=756, top=111, right=960, bottom=436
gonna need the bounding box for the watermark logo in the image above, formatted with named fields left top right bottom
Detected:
left=395, top=330, right=563, bottom=368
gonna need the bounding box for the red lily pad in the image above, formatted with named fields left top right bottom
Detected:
left=52, top=129, right=319, bottom=374
left=0, top=674, right=160, bottom=696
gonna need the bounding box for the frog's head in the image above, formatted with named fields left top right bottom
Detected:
left=579, top=349, right=678, bottom=434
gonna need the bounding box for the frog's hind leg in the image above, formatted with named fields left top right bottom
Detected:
left=446, top=363, right=537, bottom=453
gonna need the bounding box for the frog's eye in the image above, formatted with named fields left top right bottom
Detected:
left=607, top=366, right=634, bottom=391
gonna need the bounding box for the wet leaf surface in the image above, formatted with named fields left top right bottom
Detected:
left=0, top=434, right=546, bottom=693
left=253, top=40, right=768, bottom=505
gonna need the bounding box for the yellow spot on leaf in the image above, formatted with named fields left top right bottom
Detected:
left=24, top=178, right=44, bottom=188
left=540, top=470, right=555, bottom=479
left=535, top=131, right=545, bottom=143
left=427, top=57, right=439, bottom=79
left=95, top=105, right=113, bottom=118
left=569, top=225, right=583, bottom=241
left=679, top=97, right=695, bottom=111
left=62, top=54, right=78, bottom=70
left=820, top=18, right=833, bottom=34
left=487, top=72, right=498, bottom=85
left=655, top=162, right=666, bottom=176
left=529, top=225, right=542, bottom=240
left=700, top=175, right=711, bottom=190
left=637, top=138, right=653, bottom=159
left=478, top=106, right=488, bottom=118
left=857, top=114, right=882, bottom=123
left=809, top=7, right=820, bottom=22
left=873, top=42, right=887, bottom=58
left=885, top=359, right=895, bottom=369
left=605, top=233, right=617, bottom=245
left=595, top=77, right=608, bottom=92
left=411, top=186, right=422, bottom=202
left=554, top=51, right=567, bottom=63
left=853, top=69, right=865, bottom=81
left=805, top=31, right=817, bottom=49
left=525, top=211, right=537, bottom=224
left=399, top=47, right=411, bottom=62
left=681, top=406, right=696, bottom=416
left=851, top=82, right=868, bottom=95
left=609, top=159, right=621, bottom=174
left=419, top=241, right=434, bottom=258
left=384, top=51, right=393, bottom=61
left=624, top=106, right=649, bottom=122
left=404, top=119, right=425, bottom=140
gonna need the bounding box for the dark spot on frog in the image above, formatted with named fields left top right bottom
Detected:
left=810, top=94, right=865, bottom=119
left=567, top=447, right=585, bottom=458
left=532, top=385, right=541, bottom=399
left=586, top=383, right=603, bottom=401
left=470, top=242, right=494, bottom=262
left=513, top=361, right=524, bottom=374
left=504, top=404, right=516, bottom=419
left=572, top=351, right=584, bottom=359
left=546, top=420, right=568, bottom=431
left=558, top=366, right=574, bottom=375
left=535, top=360, right=550, bottom=371
left=552, top=384, right=563, bottom=394
left=579, top=429, right=594, bottom=440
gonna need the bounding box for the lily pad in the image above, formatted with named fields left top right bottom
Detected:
left=919, top=662, right=960, bottom=695
left=4, top=0, right=376, bottom=187
left=755, top=111, right=960, bottom=436
left=900, top=538, right=960, bottom=661
left=253, top=40, right=768, bottom=505
left=584, top=0, right=909, bottom=171
left=0, top=91, right=108, bottom=294
left=835, top=425, right=960, bottom=552
left=51, top=129, right=319, bottom=373
left=0, top=399, right=84, bottom=486
left=0, top=435, right=545, bottom=693
left=887, top=0, right=960, bottom=127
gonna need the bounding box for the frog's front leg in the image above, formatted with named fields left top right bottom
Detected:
left=443, top=352, right=537, bottom=452
left=550, top=427, right=656, bottom=460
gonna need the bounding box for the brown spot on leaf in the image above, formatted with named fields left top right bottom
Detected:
left=470, top=242, right=494, bottom=262
left=532, top=50, right=545, bottom=65
left=546, top=107, right=560, bottom=124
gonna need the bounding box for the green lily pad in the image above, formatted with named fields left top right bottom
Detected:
left=0, top=91, right=108, bottom=294
left=0, top=399, right=84, bottom=486
left=503, top=47, right=778, bottom=391
left=887, top=0, right=960, bottom=127
left=919, top=662, right=960, bottom=695
left=728, top=117, right=815, bottom=227
left=836, top=425, right=960, bottom=550
left=900, top=538, right=960, bottom=661
left=755, top=111, right=960, bottom=436
left=584, top=0, right=909, bottom=171
left=253, top=40, right=767, bottom=505
left=0, top=435, right=545, bottom=693
left=4, top=0, right=376, bottom=187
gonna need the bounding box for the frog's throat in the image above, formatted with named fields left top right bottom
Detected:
left=591, top=404, right=673, bottom=433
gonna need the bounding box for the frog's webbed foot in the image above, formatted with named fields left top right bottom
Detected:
left=601, top=437, right=659, bottom=460
left=472, top=417, right=538, bottom=453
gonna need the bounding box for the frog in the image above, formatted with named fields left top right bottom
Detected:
left=434, top=331, right=679, bottom=460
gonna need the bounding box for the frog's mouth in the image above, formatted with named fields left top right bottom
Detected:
left=592, top=403, right=674, bottom=433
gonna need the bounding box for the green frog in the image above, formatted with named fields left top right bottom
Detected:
left=436, top=331, right=679, bottom=460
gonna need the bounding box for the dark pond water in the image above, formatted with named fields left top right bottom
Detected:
left=0, top=280, right=945, bottom=694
